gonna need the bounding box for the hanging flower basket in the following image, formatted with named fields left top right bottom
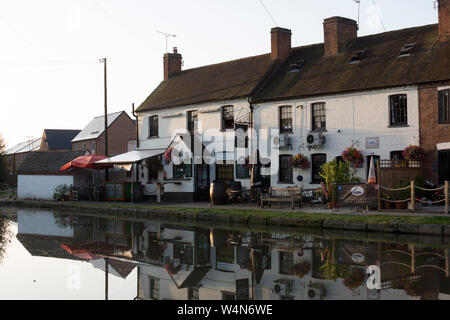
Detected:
left=341, top=146, right=364, bottom=168
left=164, top=147, right=173, bottom=163
left=165, top=259, right=182, bottom=275
left=291, top=153, right=310, bottom=169
left=402, top=145, right=424, bottom=161
left=343, top=268, right=365, bottom=291
left=289, top=262, right=311, bottom=278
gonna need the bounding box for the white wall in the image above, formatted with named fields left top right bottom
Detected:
left=18, top=175, right=74, bottom=200
left=17, top=209, right=74, bottom=237
left=137, top=86, right=420, bottom=193
left=138, top=99, right=251, bottom=194
left=254, top=86, right=420, bottom=188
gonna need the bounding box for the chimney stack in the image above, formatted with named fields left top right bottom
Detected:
left=323, top=17, right=358, bottom=57
left=271, top=27, right=292, bottom=60
left=163, top=47, right=182, bottom=80
left=439, top=0, right=450, bottom=41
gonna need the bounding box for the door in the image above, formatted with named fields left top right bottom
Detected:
left=438, top=150, right=450, bottom=185
left=195, top=164, right=210, bottom=201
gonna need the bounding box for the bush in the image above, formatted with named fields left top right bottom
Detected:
left=53, top=184, right=72, bottom=201
left=414, top=174, right=426, bottom=198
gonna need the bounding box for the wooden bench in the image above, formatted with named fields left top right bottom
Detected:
left=261, top=187, right=302, bottom=209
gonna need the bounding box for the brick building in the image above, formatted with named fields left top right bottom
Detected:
left=71, top=111, right=136, bottom=156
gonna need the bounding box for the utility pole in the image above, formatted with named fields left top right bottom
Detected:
left=105, top=257, right=109, bottom=300
left=100, top=58, right=109, bottom=181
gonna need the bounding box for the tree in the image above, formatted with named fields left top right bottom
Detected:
left=0, top=135, right=8, bottom=183
left=0, top=217, right=12, bottom=264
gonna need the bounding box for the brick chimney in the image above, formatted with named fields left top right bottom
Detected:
left=163, top=47, right=182, bottom=80
left=323, top=17, right=358, bottom=57
left=439, top=0, right=450, bottom=41
left=271, top=27, right=292, bottom=60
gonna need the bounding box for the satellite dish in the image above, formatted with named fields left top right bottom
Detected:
left=297, top=175, right=303, bottom=182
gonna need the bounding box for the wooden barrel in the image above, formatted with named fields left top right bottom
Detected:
left=210, top=181, right=229, bottom=205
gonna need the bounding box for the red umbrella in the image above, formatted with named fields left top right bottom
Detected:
left=60, top=154, right=112, bottom=171
left=61, top=244, right=103, bottom=260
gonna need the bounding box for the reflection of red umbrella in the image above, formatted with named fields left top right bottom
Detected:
left=60, top=154, right=112, bottom=171
left=61, top=244, right=103, bottom=260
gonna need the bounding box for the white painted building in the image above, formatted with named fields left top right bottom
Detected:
left=127, top=12, right=449, bottom=201
left=16, top=151, right=87, bottom=200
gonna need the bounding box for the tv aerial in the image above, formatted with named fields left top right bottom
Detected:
left=156, top=31, right=176, bottom=53
left=352, top=0, right=361, bottom=30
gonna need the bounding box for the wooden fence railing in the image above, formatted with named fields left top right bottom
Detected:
left=378, top=181, right=449, bottom=214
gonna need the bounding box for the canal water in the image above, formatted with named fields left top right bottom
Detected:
left=0, top=206, right=449, bottom=300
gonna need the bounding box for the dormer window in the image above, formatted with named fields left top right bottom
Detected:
left=398, top=43, right=416, bottom=58
left=348, top=50, right=367, bottom=64
left=288, top=59, right=305, bottom=73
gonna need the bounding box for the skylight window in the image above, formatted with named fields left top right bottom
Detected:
left=288, top=59, right=305, bottom=73
left=398, top=43, right=416, bottom=58
left=348, top=50, right=367, bottom=64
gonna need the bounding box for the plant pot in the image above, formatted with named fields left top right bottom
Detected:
left=383, top=200, right=393, bottom=209
left=395, top=201, right=407, bottom=209
left=327, top=200, right=338, bottom=209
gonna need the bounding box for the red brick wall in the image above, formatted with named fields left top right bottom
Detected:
left=419, top=81, right=450, bottom=183
left=439, top=0, right=450, bottom=41
left=71, top=112, right=136, bottom=156
left=323, top=17, right=357, bottom=57
left=164, top=50, right=182, bottom=80
left=271, top=27, right=291, bottom=61
left=39, top=131, right=49, bottom=151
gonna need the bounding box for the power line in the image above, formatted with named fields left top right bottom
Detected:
left=0, top=59, right=98, bottom=66
left=258, top=0, right=278, bottom=27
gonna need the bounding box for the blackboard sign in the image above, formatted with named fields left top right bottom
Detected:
left=236, top=278, right=249, bottom=300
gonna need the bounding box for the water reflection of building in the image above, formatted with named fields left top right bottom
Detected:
left=14, top=209, right=450, bottom=300
left=133, top=226, right=450, bottom=300
left=16, top=209, right=137, bottom=280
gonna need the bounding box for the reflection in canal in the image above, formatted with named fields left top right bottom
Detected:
left=0, top=206, right=449, bottom=300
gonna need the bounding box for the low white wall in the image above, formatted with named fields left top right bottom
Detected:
left=18, top=175, right=74, bottom=200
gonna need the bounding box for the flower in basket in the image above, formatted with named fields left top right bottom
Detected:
left=341, top=146, right=364, bottom=168
left=164, top=147, right=173, bottom=162
left=291, top=153, right=310, bottom=169
left=402, top=145, right=424, bottom=161
left=343, top=268, right=365, bottom=291
left=289, top=262, right=311, bottom=278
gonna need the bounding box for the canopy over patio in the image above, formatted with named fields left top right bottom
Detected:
left=95, top=149, right=165, bottom=164
left=60, top=154, right=112, bottom=171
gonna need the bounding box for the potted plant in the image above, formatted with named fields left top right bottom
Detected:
left=402, top=145, right=425, bottom=162
left=291, top=153, right=310, bottom=169
left=319, top=159, right=358, bottom=208
left=403, top=281, right=424, bottom=298
left=382, top=192, right=393, bottom=209
left=341, top=146, right=364, bottom=168
left=394, top=180, right=410, bottom=209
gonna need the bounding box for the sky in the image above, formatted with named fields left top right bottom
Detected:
left=0, top=0, right=440, bottom=149
left=0, top=222, right=137, bottom=299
